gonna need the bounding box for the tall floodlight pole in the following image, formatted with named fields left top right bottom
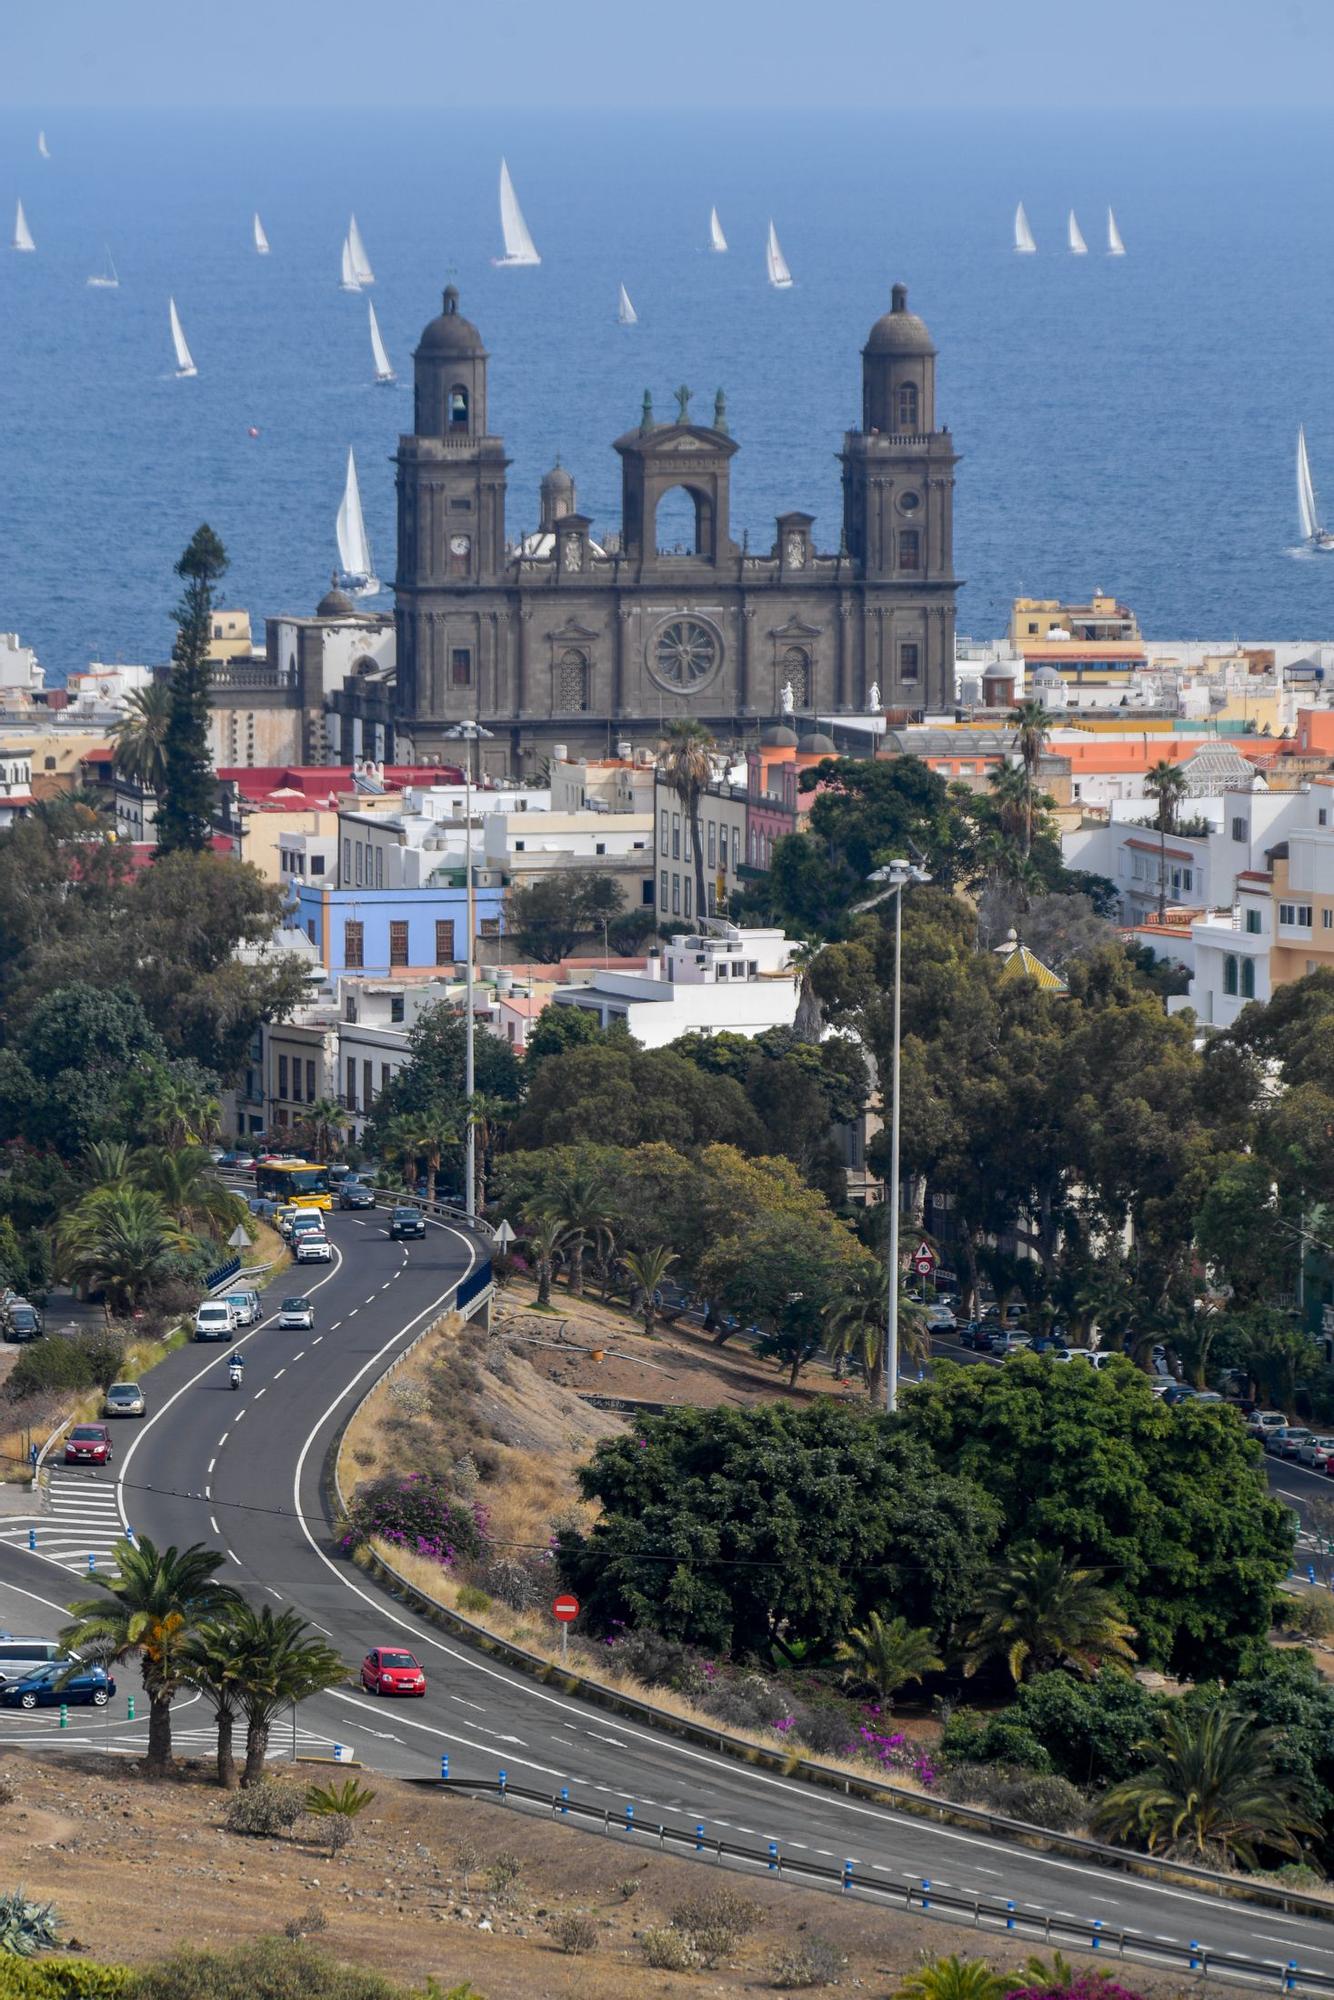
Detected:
left=445, top=721, right=494, bottom=1220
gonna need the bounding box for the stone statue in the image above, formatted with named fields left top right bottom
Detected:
left=868, top=681, right=881, bottom=712
left=674, top=384, right=692, bottom=424
left=781, top=680, right=795, bottom=716
left=713, top=387, right=728, bottom=434
left=640, top=390, right=654, bottom=435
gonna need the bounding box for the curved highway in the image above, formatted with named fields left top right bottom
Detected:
left=0, top=1215, right=1331, bottom=1984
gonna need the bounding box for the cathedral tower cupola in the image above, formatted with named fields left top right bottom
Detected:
left=539, top=458, right=576, bottom=531
left=413, top=284, right=489, bottom=439
left=861, top=281, right=937, bottom=436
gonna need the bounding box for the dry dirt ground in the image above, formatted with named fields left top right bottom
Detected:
left=0, top=1752, right=1188, bottom=1998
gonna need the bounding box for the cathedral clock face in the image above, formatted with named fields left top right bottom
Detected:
left=785, top=532, right=807, bottom=568
left=897, top=491, right=921, bottom=515
left=649, top=616, right=721, bottom=693
left=449, top=535, right=471, bottom=556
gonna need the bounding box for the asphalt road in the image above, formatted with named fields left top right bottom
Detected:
left=0, top=1225, right=1332, bottom=1985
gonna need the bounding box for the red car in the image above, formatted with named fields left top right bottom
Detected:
left=64, top=1424, right=113, bottom=1466
left=361, top=1646, right=426, bottom=1696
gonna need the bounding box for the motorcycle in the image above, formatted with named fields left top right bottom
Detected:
left=228, top=1362, right=244, bottom=1391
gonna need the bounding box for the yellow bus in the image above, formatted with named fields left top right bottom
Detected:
left=254, top=1161, right=332, bottom=1211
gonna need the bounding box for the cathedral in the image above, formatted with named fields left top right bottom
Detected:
left=386, top=281, right=960, bottom=775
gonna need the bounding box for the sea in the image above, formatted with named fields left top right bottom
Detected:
left=3, top=107, right=1334, bottom=682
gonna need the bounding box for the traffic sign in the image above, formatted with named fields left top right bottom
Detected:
left=911, top=1239, right=937, bottom=1275
left=493, top=1218, right=516, bottom=1248
left=552, top=1593, right=580, bottom=1624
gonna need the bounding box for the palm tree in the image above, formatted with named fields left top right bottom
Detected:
left=109, top=681, right=173, bottom=793
left=1145, top=759, right=1189, bottom=920
left=221, top=1605, right=346, bottom=1786
left=542, top=1162, right=618, bottom=1299
left=133, top=1144, right=246, bottom=1236
left=893, top=1956, right=1012, bottom=2000
left=80, top=1138, right=132, bottom=1189
left=179, top=1617, right=248, bottom=1789
left=658, top=718, right=716, bottom=925
left=294, top=1098, right=349, bottom=1164
left=466, top=1093, right=512, bottom=1212
left=988, top=760, right=1036, bottom=857
left=1007, top=699, right=1051, bottom=856
left=139, top=1070, right=221, bottom=1150
left=58, top=1185, right=190, bottom=1317
left=962, top=1546, right=1137, bottom=1685
left=825, top=1264, right=930, bottom=1401
left=623, top=1245, right=676, bottom=1334
left=523, top=1213, right=565, bottom=1308
left=1093, top=1703, right=1319, bottom=1870
left=61, top=1537, right=239, bottom=1775
left=834, top=1612, right=943, bottom=1706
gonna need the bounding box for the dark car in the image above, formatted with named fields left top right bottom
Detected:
left=0, top=1663, right=116, bottom=1710
left=1026, top=1334, right=1061, bottom=1355
left=339, top=1181, right=377, bottom=1210
left=4, top=1301, right=43, bottom=1343
left=388, top=1207, right=426, bottom=1240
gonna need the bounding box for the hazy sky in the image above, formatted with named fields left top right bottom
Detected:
left=6, top=0, right=1333, bottom=109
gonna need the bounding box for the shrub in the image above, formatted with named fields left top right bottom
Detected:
left=1274, top=1593, right=1334, bottom=1641
left=476, top=1555, right=543, bottom=1611
left=770, top=1936, right=844, bottom=1988
left=0, top=1892, right=60, bottom=1958
left=0, top=1773, right=15, bottom=1809
left=607, top=1628, right=707, bottom=1696
left=791, top=1704, right=856, bottom=1759
left=939, top=1711, right=1052, bottom=1777
left=702, top=1672, right=791, bottom=1731
left=549, top=1912, right=597, bottom=1955
left=280, top=1910, right=327, bottom=1943
left=303, top=1779, right=375, bottom=1859
left=640, top=1927, right=696, bottom=1972
left=341, top=1470, right=487, bottom=1570
left=669, top=1887, right=760, bottom=1967
left=223, top=1778, right=305, bottom=1837
left=127, top=1938, right=420, bottom=1999
left=455, top=1586, right=491, bottom=1614
left=483, top=1853, right=522, bottom=1900
left=990, top=1773, right=1088, bottom=1832
left=0, top=1963, right=130, bottom=1998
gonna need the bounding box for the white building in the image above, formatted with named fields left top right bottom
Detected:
left=63, top=662, right=157, bottom=714
left=549, top=924, right=799, bottom=1047
left=1174, top=874, right=1273, bottom=1031
left=1062, top=779, right=1309, bottom=925
left=0, top=746, right=34, bottom=826
left=0, top=635, right=44, bottom=698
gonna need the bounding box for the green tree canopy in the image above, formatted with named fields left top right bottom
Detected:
left=365, top=1000, right=521, bottom=1150
left=508, top=1042, right=763, bottom=1154
left=506, top=868, right=622, bottom=963
left=157, top=525, right=227, bottom=853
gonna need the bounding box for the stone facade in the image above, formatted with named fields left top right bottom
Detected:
left=382, top=282, right=960, bottom=777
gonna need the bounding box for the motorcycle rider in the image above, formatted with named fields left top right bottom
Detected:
left=228, top=1353, right=245, bottom=1389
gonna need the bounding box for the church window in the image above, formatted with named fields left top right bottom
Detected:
left=451, top=649, right=472, bottom=687
left=651, top=617, right=720, bottom=692
left=554, top=650, right=589, bottom=712
left=899, top=529, right=921, bottom=571
left=895, top=382, right=919, bottom=431
left=449, top=386, right=469, bottom=428
left=899, top=642, right=921, bottom=684
left=780, top=647, right=811, bottom=708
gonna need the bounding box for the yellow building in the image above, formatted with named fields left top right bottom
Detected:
left=1009, top=592, right=1141, bottom=644
left=205, top=611, right=254, bottom=663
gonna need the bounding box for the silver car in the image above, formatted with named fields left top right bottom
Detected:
left=102, top=1381, right=146, bottom=1418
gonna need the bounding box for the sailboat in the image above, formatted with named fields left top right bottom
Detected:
left=617, top=282, right=638, bottom=327
left=12, top=199, right=35, bottom=252
left=86, top=246, right=119, bottom=289
left=368, top=299, right=395, bottom=383
left=1107, top=206, right=1126, bottom=256
left=1068, top=209, right=1088, bottom=255
left=253, top=212, right=270, bottom=255
left=340, top=235, right=361, bottom=292
left=168, top=297, right=197, bottom=378
left=709, top=205, right=727, bottom=253
left=1014, top=202, right=1037, bottom=253
left=1297, top=427, right=1334, bottom=552
left=336, top=448, right=380, bottom=596
left=494, top=158, right=541, bottom=266
left=766, top=219, right=793, bottom=289
left=37, top=132, right=50, bottom=160
left=347, top=214, right=374, bottom=286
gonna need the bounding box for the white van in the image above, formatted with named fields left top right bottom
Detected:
left=0, top=1636, right=67, bottom=1684
left=193, top=1300, right=237, bottom=1343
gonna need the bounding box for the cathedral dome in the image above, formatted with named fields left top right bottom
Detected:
left=317, top=576, right=356, bottom=618
left=760, top=723, right=799, bottom=749
left=797, top=731, right=837, bottom=756
left=541, top=460, right=574, bottom=501
left=865, top=283, right=936, bottom=356
left=417, top=285, right=485, bottom=357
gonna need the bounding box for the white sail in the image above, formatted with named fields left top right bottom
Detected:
left=1107, top=206, right=1126, bottom=256
left=1298, top=427, right=1321, bottom=543
left=766, top=219, right=793, bottom=289
left=12, top=199, right=35, bottom=253
left=169, top=296, right=197, bottom=377
left=1014, top=201, right=1037, bottom=253
left=253, top=211, right=270, bottom=255
left=617, top=282, right=638, bottom=326
left=347, top=213, right=374, bottom=286
left=340, top=234, right=361, bottom=291
left=86, top=246, right=119, bottom=289
left=1068, top=209, right=1088, bottom=255
left=709, top=205, right=727, bottom=253
left=37, top=131, right=50, bottom=160
left=495, top=158, right=541, bottom=265
left=368, top=299, right=395, bottom=383
left=336, top=448, right=379, bottom=594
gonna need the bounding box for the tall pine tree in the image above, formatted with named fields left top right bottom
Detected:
left=157, top=525, right=228, bottom=854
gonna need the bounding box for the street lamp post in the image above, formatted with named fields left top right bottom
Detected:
left=859, top=859, right=931, bottom=1414
left=444, top=722, right=494, bottom=1221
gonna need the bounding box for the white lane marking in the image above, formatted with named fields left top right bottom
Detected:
left=204, top=1485, right=211, bottom=1500
left=293, top=1351, right=305, bottom=1360
left=0, top=1572, right=88, bottom=1619
left=348, top=1309, right=358, bottom=1318
left=209, top=1515, right=219, bottom=1533
left=227, top=1551, right=242, bottom=1566
left=207, top=1458, right=216, bottom=1476
left=254, top=1387, right=267, bottom=1400
left=274, top=1369, right=286, bottom=1380
left=266, top=1588, right=284, bottom=1600
left=451, top=1695, right=486, bottom=1711
left=364, top=1296, right=377, bottom=1306
left=332, top=1690, right=568, bottom=1780
left=234, top=1409, right=246, bottom=1422
left=313, top=1336, right=324, bottom=1345
left=217, top=1432, right=229, bottom=1448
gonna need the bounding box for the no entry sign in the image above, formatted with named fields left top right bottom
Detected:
left=552, top=1593, right=580, bottom=1624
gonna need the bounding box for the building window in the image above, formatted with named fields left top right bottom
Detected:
left=390, top=995, right=405, bottom=1024
left=345, top=1058, right=357, bottom=1110
left=292, top=1060, right=302, bottom=1103
left=660, top=869, right=668, bottom=908
left=1241, top=959, right=1256, bottom=999
left=343, top=838, right=351, bottom=881
left=1224, top=955, right=1238, bottom=996
left=1231, top=816, right=1247, bottom=842
left=707, top=821, right=717, bottom=868
left=898, top=529, right=921, bottom=572
left=684, top=877, right=692, bottom=918
left=732, top=826, right=742, bottom=872
left=672, top=875, right=680, bottom=915
left=555, top=650, right=589, bottom=712
left=354, top=842, right=364, bottom=887
left=307, top=919, right=316, bottom=944
left=389, top=920, right=409, bottom=967
left=449, top=385, right=468, bottom=427
left=1280, top=902, right=1313, bottom=927
left=672, top=814, right=680, bottom=859
left=381, top=1063, right=392, bottom=1093
left=277, top=1055, right=289, bottom=1099
left=659, top=809, right=669, bottom=856
left=451, top=648, right=472, bottom=686
left=1246, top=908, right=1263, bottom=933
left=306, top=1060, right=315, bottom=1100
left=374, top=846, right=383, bottom=889
left=479, top=916, right=501, bottom=938
left=899, top=642, right=921, bottom=685
left=1320, top=809, right=1329, bottom=827
left=435, top=919, right=456, bottom=963
left=344, top=920, right=364, bottom=968
left=895, top=382, right=919, bottom=431
left=779, top=647, right=810, bottom=708
left=1325, top=909, right=1333, bottom=930
left=363, top=1059, right=373, bottom=1108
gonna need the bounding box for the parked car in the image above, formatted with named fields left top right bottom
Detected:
left=339, top=1181, right=377, bottom=1211
left=1264, top=1424, right=1308, bottom=1455
left=1054, top=1346, right=1095, bottom=1364
left=925, top=1304, right=956, bottom=1332
left=995, top=1334, right=1033, bottom=1358
left=388, top=1208, right=426, bottom=1241
left=1, top=1663, right=115, bottom=1710
left=64, top=1424, right=113, bottom=1467
left=1004, top=1303, right=1029, bottom=1324
left=295, top=1233, right=332, bottom=1264
left=102, top=1382, right=146, bottom=1419
left=360, top=1646, right=427, bottom=1697
left=193, top=1300, right=237, bottom=1343
left=1164, top=1383, right=1198, bottom=1404
left=3, top=1301, right=43, bottom=1343
left=0, top=1637, right=68, bottom=1685
left=1276, top=1427, right=1315, bottom=1460
left=278, top=1296, right=315, bottom=1331
left=1026, top=1334, right=1061, bottom=1355
left=1297, top=1434, right=1334, bottom=1471
left=1247, top=1410, right=1288, bottom=1439
left=223, top=1289, right=261, bottom=1327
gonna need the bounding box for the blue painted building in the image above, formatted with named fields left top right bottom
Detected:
left=286, top=882, right=505, bottom=976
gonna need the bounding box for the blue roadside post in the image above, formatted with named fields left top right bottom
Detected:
left=440, top=1754, right=449, bottom=1781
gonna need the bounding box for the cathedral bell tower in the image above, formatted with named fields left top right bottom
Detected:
left=840, top=284, right=957, bottom=585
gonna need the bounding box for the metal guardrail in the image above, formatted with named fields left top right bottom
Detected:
left=429, top=1775, right=1334, bottom=1994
